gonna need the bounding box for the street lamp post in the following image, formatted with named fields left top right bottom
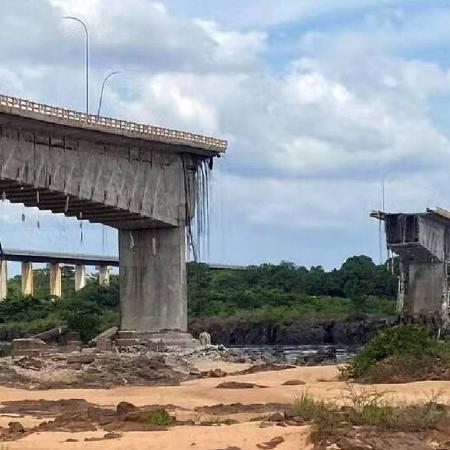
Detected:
left=63, top=16, right=89, bottom=114
left=97, top=71, right=120, bottom=117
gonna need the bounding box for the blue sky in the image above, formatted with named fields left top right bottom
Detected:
left=1, top=0, right=450, bottom=270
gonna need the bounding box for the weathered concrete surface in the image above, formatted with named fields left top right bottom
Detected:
left=119, top=227, right=187, bottom=332
left=406, top=263, right=444, bottom=315
left=0, top=117, right=200, bottom=229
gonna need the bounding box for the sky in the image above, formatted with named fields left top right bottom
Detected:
left=1, top=0, right=450, bottom=270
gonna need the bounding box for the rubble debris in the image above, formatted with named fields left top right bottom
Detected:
left=199, top=331, right=211, bottom=346
left=0, top=351, right=190, bottom=389
left=11, top=338, right=48, bottom=357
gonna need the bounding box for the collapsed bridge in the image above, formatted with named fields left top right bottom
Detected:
left=371, top=207, right=450, bottom=323
left=0, top=95, right=227, bottom=342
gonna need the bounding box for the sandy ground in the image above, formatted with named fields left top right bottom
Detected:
left=2, top=361, right=450, bottom=449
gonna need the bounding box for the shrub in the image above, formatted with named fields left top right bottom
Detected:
left=143, top=409, right=174, bottom=427
left=349, top=325, right=435, bottom=379
left=292, top=387, right=450, bottom=446
left=292, top=392, right=327, bottom=420
left=292, top=392, right=346, bottom=441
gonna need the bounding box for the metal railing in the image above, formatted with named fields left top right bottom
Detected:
left=0, top=94, right=227, bottom=152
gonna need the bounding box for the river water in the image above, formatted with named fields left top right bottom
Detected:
left=233, top=344, right=358, bottom=363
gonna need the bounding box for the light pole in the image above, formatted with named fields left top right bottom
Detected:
left=63, top=16, right=89, bottom=114
left=97, top=71, right=120, bottom=117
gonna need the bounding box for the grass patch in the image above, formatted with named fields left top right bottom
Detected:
left=290, top=387, right=449, bottom=446
left=143, top=409, right=174, bottom=427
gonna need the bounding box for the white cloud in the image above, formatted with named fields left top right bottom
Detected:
left=161, top=0, right=404, bottom=29
left=1, top=0, right=450, bottom=266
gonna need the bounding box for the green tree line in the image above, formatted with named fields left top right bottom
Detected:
left=0, top=255, right=397, bottom=341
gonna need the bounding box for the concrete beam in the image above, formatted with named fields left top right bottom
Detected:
left=0, top=260, right=7, bottom=300
left=99, top=265, right=110, bottom=286
left=74, top=264, right=86, bottom=291
left=49, top=263, right=61, bottom=298
left=119, top=227, right=187, bottom=332
left=21, top=262, right=33, bottom=296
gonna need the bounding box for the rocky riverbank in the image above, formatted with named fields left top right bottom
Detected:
left=0, top=316, right=395, bottom=350
left=189, top=316, right=395, bottom=346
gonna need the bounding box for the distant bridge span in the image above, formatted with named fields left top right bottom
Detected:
left=0, top=248, right=244, bottom=298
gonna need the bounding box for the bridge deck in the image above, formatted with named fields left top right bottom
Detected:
left=2, top=248, right=119, bottom=267
left=0, top=95, right=226, bottom=155
left=0, top=248, right=245, bottom=270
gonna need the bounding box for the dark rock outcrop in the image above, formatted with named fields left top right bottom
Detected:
left=189, top=317, right=394, bottom=346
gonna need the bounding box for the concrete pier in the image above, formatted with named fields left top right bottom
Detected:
left=49, top=263, right=61, bottom=298
left=0, top=260, right=7, bottom=300
left=119, top=227, right=187, bottom=332
left=21, top=262, right=33, bottom=296
left=99, top=265, right=110, bottom=286
left=74, top=264, right=86, bottom=291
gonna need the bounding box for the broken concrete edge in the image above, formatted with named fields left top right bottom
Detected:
left=90, top=326, right=118, bottom=344
left=112, top=330, right=201, bottom=350
left=8, top=332, right=200, bottom=357
left=33, top=326, right=68, bottom=341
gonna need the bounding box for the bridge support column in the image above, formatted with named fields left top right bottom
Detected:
left=21, top=262, right=33, bottom=296
left=49, top=263, right=62, bottom=298
left=0, top=260, right=7, bottom=300
left=99, top=265, right=110, bottom=286
left=75, top=264, right=86, bottom=291
left=119, top=227, right=188, bottom=334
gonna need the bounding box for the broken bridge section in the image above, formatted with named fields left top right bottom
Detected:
left=0, top=95, right=226, bottom=336
left=371, top=207, right=450, bottom=322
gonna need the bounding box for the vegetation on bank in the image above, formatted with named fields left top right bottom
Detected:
left=0, top=267, right=119, bottom=341
left=292, top=388, right=449, bottom=447
left=0, top=255, right=397, bottom=341
left=344, top=324, right=450, bottom=383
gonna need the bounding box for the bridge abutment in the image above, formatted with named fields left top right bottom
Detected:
left=119, top=226, right=187, bottom=333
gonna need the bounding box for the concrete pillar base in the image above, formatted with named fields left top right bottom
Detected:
left=115, top=330, right=199, bottom=349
